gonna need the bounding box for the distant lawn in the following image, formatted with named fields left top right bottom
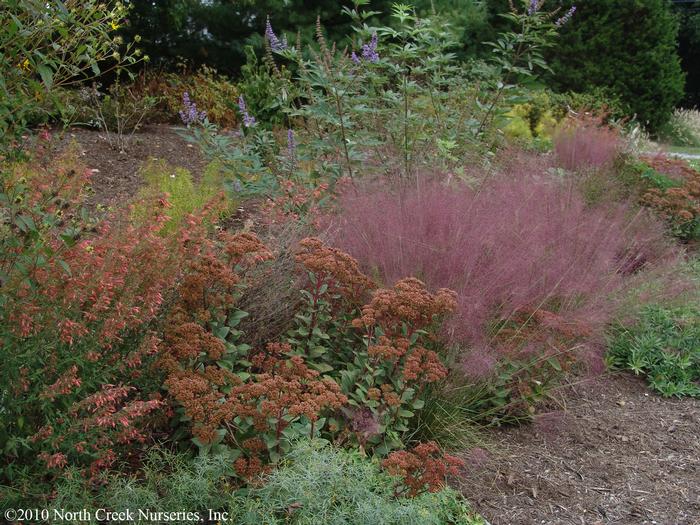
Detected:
left=663, top=145, right=700, bottom=156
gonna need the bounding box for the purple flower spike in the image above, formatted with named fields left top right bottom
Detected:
left=361, top=33, right=379, bottom=63
left=265, top=17, right=287, bottom=51
left=287, top=128, right=296, bottom=158
left=178, top=91, right=207, bottom=126
left=528, top=0, right=539, bottom=16
left=238, top=95, right=256, bottom=128
left=555, top=6, right=576, bottom=27
left=350, top=51, right=361, bottom=65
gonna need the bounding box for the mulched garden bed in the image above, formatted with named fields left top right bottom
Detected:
left=55, top=125, right=207, bottom=208
left=460, top=373, right=699, bottom=525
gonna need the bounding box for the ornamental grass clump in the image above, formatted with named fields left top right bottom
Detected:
left=329, top=173, right=676, bottom=420
left=553, top=112, right=624, bottom=172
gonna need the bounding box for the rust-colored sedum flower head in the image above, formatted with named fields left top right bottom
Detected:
left=354, top=278, right=457, bottom=336
left=382, top=441, right=464, bottom=497
left=295, top=237, right=376, bottom=303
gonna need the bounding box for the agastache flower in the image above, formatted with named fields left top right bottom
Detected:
left=238, top=95, right=256, bottom=127
left=555, top=6, right=576, bottom=27
left=265, top=17, right=287, bottom=51
left=361, top=33, right=379, bottom=63
left=179, top=91, right=207, bottom=126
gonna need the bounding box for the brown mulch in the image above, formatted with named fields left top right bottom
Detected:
left=460, top=373, right=700, bottom=525
left=55, top=125, right=208, bottom=208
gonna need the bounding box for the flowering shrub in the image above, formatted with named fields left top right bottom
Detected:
left=0, top=148, right=189, bottom=492
left=185, top=0, right=570, bottom=202
left=639, top=155, right=700, bottom=240
left=0, top=0, right=145, bottom=156
left=329, top=174, right=675, bottom=420
left=158, top=234, right=457, bottom=471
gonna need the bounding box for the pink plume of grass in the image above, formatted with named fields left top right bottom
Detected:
left=554, top=113, right=623, bottom=172
left=328, top=171, right=676, bottom=366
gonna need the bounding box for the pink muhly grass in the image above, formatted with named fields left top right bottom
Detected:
left=328, top=173, right=675, bottom=359
left=554, top=114, right=623, bottom=172
left=460, top=348, right=498, bottom=381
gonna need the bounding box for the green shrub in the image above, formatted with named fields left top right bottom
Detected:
left=607, top=305, right=700, bottom=397
left=0, top=0, right=144, bottom=156
left=49, top=441, right=482, bottom=525
left=50, top=449, right=233, bottom=525
left=236, top=46, right=292, bottom=129
left=548, top=0, right=685, bottom=132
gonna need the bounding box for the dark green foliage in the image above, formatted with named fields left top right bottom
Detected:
left=121, top=0, right=394, bottom=76
left=676, top=2, right=700, bottom=107
left=607, top=306, right=700, bottom=398
left=547, top=0, right=685, bottom=132
left=412, top=0, right=493, bottom=60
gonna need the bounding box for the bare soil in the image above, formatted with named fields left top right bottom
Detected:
left=56, top=125, right=207, bottom=207
left=460, top=373, right=700, bottom=525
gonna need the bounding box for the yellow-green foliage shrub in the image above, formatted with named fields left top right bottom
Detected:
left=134, top=160, right=232, bottom=233
left=503, top=92, right=558, bottom=144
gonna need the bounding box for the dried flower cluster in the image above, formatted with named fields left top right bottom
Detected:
left=640, top=156, right=700, bottom=238
left=296, top=236, right=375, bottom=303
left=354, top=277, right=456, bottom=337
left=158, top=231, right=352, bottom=478
left=383, top=441, right=464, bottom=497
